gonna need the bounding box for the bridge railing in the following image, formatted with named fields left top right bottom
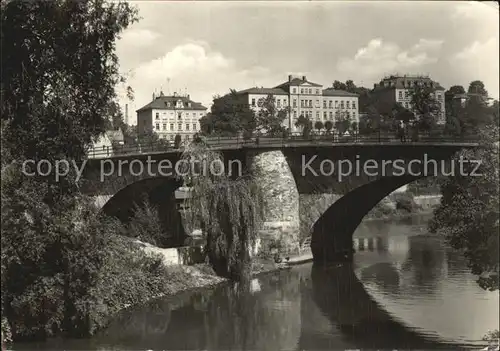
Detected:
left=86, top=132, right=480, bottom=158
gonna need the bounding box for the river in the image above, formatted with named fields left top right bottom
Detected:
left=14, top=215, right=499, bottom=350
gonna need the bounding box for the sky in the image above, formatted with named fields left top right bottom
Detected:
left=114, top=1, right=499, bottom=124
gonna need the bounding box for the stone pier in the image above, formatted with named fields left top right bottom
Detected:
left=246, top=150, right=300, bottom=253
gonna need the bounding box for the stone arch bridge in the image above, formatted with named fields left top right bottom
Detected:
left=80, top=139, right=478, bottom=264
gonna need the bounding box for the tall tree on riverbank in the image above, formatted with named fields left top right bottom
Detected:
left=1, top=0, right=140, bottom=342
left=430, top=125, right=499, bottom=291
left=179, top=140, right=263, bottom=283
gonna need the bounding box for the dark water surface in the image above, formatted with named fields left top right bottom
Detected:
left=14, top=215, right=499, bottom=350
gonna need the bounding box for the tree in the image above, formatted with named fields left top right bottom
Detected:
left=255, top=95, right=287, bottom=136
left=295, top=115, right=312, bottom=137
left=1, top=0, right=140, bottom=342
left=468, top=80, right=488, bottom=96
left=178, top=142, right=263, bottom=283
left=332, top=80, right=347, bottom=90
left=409, top=86, right=441, bottom=132
left=324, top=120, right=334, bottom=134
left=334, top=111, right=351, bottom=135
left=1, top=0, right=138, bottom=164
left=314, top=121, right=324, bottom=133
left=392, top=103, right=415, bottom=123
left=200, top=90, right=256, bottom=137
left=430, top=126, right=499, bottom=291
left=174, top=134, right=182, bottom=149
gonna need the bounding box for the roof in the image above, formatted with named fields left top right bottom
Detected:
left=374, top=75, right=445, bottom=91
left=236, top=87, right=288, bottom=95
left=274, top=77, right=323, bottom=89
left=322, top=88, right=359, bottom=97
left=106, top=130, right=124, bottom=142
left=136, top=95, right=207, bottom=112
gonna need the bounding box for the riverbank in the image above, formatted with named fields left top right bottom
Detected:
left=364, top=208, right=434, bottom=222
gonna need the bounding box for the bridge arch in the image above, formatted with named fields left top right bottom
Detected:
left=311, top=175, right=425, bottom=264
left=99, top=176, right=186, bottom=247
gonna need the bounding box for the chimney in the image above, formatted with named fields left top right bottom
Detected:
left=125, top=104, right=129, bottom=125
left=152, top=92, right=155, bottom=101
left=302, top=75, right=306, bottom=81
left=288, top=75, right=293, bottom=82
left=187, top=94, right=190, bottom=100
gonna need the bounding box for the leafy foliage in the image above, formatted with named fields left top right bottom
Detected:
left=314, top=121, right=324, bottom=132
left=126, top=197, right=171, bottom=247
left=409, top=86, right=441, bottom=132
left=324, top=120, right=334, bottom=134
left=335, top=111, right=352, bottom=135
left=178, top=141, right=263, bottom=283
left=200, top=90, right=256, bottom=137
left=295, top=115, right=313, bottom=137
left=430, top=126, right=499, bottom=291
left=255, top=95, right=287, bottom=136
left=1, top=0, right=138, bottom=164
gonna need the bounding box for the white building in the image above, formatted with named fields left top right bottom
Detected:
left=136, top=92, right=208, bottom=142
left=235, top=75, right=360, bottom=133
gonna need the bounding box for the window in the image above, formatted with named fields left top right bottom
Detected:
left=316, top=111, right=319, bottom=118
left=155, top=113, right=159, bottom=119
left=308, top=88, right=312, bottom=94
left=329, top=101, right=333, bottom=109
left=323, top=100, right=327, bottom=108
left=352, top=101, right=356, bottom=109
left=309, top=100, right=312, bottom=107
left=193, top=123, right=197, bottom=130
left=346, top=101, right=350, bottom=109
left=178, top=112, right=182, bottom=119
left=166, top=102, right=170, bottom=107
left=301, top=89, right=304, bottom=94
left=316, top=89, right=320, bottom=94
left=352, top=112, right=356, bottom=119
left=155, top=123, right=159, bottom=130
left=186, top=124, right=190, bottom=131
left=405, top=91, right=409, bottom=98
left=346, top=111, right=350, bottom=118
left=178, top=123, right=182, bottom=131
left=163, top=123, right=166, bottom=130
left=293, top=111, right=297, bottom=118
left=315, top=99, right=320, bottom=107
left=399, top=91, right=403, bottom=99
left=301, top=100, right=304, bottom=108
left=335, top=101, right=339, bottom=108
left=277, top=99, right=281, bottom=107
left=329, top=111, right=333, bottom=119
left=251, top=98, right=256, bottom=107
left=292, top=88, right=296, bottom=94
left=340, top=101, right=344, bottom=109
left=170, top=123, right=174, bottom=130
left=335, top=111, right=339, bottom=118
left=323, top=111, right=327, bottom=118
left=293, top=99, right=297, bottom=107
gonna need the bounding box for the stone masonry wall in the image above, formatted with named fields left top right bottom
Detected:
left=246, top=150, right=300, bottom=253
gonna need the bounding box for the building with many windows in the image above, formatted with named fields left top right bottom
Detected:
left=371, top=74, right=446, bottom=124
left=235, top=75, right=359, bottom=132
left=136, top=92, right=207, bottom=142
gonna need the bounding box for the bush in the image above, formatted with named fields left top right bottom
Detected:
left=125, top=197, right=171, bottom=247
left=0, top=166, right=179, bottom=342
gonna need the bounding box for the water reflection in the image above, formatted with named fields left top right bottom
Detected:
left=13, top=216, right=499, bottom=351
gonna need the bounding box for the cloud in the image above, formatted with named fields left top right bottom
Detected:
left=117, top=43, right=284, bottom=123
left=117, top=28, right=161, bottom=48
left=449, top=37, right=499, bottom=99
left=451, top=2, right=499, bottom=20
left=336, top=38, right=443, bottom=83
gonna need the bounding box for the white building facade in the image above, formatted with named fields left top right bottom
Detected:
left=136, top=92, right=208, bottom=142
left=236, top=75, right=359, bottom=133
